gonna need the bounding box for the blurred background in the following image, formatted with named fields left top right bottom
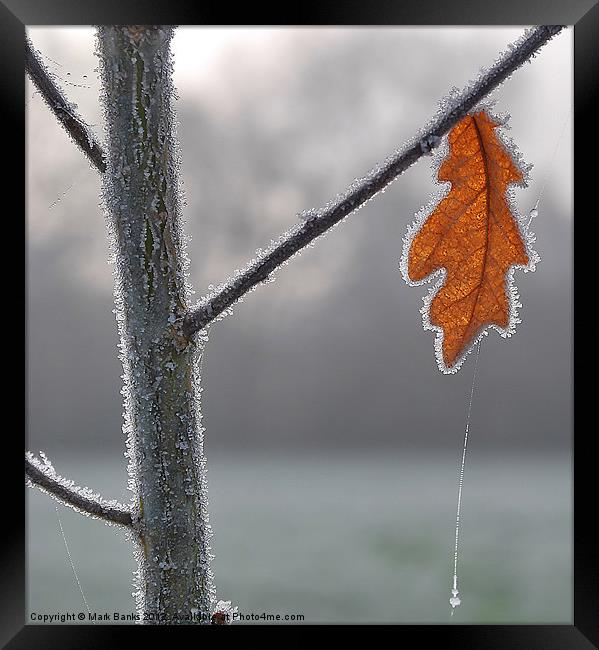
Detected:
left=26, top=26, right=572, bottom=624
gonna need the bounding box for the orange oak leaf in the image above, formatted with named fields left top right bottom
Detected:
left=402, top=109, right=535, bottom=373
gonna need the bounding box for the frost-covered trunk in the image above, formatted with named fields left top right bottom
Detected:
left=98, top=26, right=214, bottom=624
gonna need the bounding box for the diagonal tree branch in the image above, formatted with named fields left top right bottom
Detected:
left=25, top=453, right=133, bottom=528
left=25, top=36, right=106, bottom=172
left=181, top=24, right=564, bottom=339
left=26, top=26, right=564, bottom=342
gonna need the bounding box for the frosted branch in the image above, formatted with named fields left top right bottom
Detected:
left=25, top=37, right=106, bottom=173
left=182, top=25, right=564, bottom=339
left=25, top=452, right=133, bottom=528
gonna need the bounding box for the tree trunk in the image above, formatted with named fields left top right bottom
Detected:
left=97, top=25, right=214, bottom=624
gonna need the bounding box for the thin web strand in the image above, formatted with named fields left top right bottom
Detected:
left=450, top=339, right=481, bottom=616
left=449, top=98, right=568, bottom=617
left=55, top=505, right=93, bottom=620
left=527, top=108, right=570, bottom=227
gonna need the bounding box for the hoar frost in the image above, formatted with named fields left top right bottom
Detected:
left=97, top=26, right=216, bottom=623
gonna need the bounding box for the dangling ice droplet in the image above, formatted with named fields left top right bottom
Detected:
left=449, top=575, right=461, bottom=615
left=526, top=199, right=539, bottom=229
left=48, top=181, right=76, bottom=210
left=450, top=583, right=461, bottom=609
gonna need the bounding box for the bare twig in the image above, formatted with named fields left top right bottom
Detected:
left=25, top=453, right=133, bottom=528
left=25, top=37, right=106, bottom=172
left=182, top=25, right=564, bottom=339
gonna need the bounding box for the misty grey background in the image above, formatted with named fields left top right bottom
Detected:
left=26, top=27, right=572, bottom=624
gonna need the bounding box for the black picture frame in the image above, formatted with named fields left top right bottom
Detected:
left=4, top=1, right=592, bottom=646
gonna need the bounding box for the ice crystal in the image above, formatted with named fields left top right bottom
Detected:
left=211, top=600, right=238, bottom=625
left=25, top=452, right=130, bottom=525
